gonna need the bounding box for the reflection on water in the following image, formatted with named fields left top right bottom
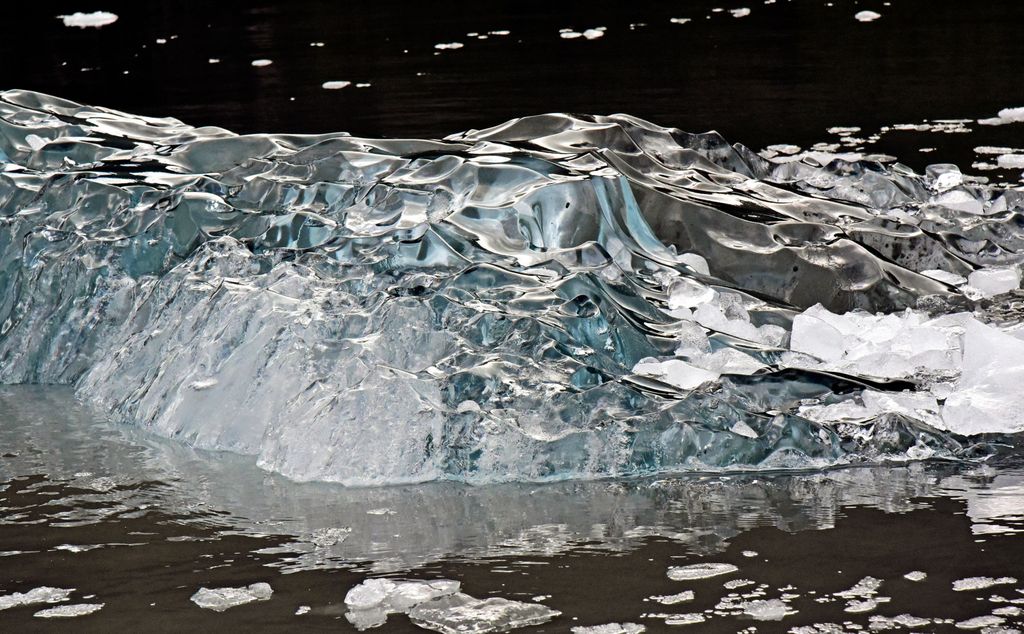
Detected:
left=2, top=386, right=1022, bottom=575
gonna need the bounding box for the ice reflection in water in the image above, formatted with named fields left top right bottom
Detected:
left=2, top=386, right=1022, bottom=575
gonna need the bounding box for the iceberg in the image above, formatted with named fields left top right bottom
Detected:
left=1, top=90, right=1023, bottom=486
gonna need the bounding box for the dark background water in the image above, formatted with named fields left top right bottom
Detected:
left=3, top=0, right=1024, bottom=170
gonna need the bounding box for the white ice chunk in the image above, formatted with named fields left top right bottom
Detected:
left=667, top=279, right=716, bottom=310
left=0, top=587, right=73, bottom=611
left=572, top=624, right=645, bottom=634
left=633, top=359, right=718, bottom=390
left=955, top=615, right=1005, bottom=629
left=667, top=562, right=738, bottom=581
left=408, top=593, right=561, bottom=633
left=434, top=42, right=464, bottom=50
left=854, top=10, right=881, bottom=22
left=904, top=571, right=927, bottom=582
left=322, top=81, right=352, bottom=90
left=59, top=11, right=118, bottom=28
left=582, top=29, right=605, bottom=40
left=963, top=267, right=1020, bottom=299
left=979, top=107, right=1024, bottom=126
left=190, top=583, right=273, bottom=611
left=742, top=598, right=789, bottom=621
left=650, top=590, right=694, bottom=605
left=952, top=576, right=1017, bottom=592
left=942, top=321, right=1024, bottom=434
left=34, top=603, right=104, bottom=618
left=730, top=8, right=751, bottom=17
left=251, top=59, right=273, bottom=67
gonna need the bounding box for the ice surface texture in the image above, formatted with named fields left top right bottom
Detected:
left=1, top=90, right=1023, bottom=485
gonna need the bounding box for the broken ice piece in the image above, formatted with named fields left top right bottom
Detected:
left=963, top=267, right=1020, bottom=299
left=952, top=577, right=1018, bottom=592
left=408, top=593, right=561, bottom=632
left=854, top=10, right=881, bottom=22
left=0, top=587, right=73, bottom=611
left=59, top=11, right=118, bottom=28
left=667, top=563, right=739, bottom=581
left=190, top=582, right=272, bottom=611
left=571, top=624, right=645, bottom=634
left=34, top=603, right=104, bottom=618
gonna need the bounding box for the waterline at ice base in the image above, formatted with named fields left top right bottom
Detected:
left=2, top=89, right=1024, bottom=486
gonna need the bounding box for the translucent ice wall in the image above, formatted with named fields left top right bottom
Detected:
left=1, top=90, right=1022, bottom=485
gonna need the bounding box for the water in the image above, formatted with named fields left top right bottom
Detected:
left=2, top=0, right=1024, bottom=631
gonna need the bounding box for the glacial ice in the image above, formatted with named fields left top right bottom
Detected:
left=190, top=583, right=273, bottom=611
left=1, top=90, right=1024, bottom=486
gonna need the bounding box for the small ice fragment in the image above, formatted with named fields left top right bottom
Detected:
left=845, top=598, right=879, bottom=613
left=724, top=579, right=755, bottom=589
left=979, top=107, right=1024, bottom=126
left=667, top=563, right=739, bottom=581
left=59, top=11, right=118, bottom=28
left=742, top=599, right=789, bottom=621
left=730, top=8, right=751, bottom=17
left=208, top=58, right=220, bottom=64
left=633, top=359, right=719, bottom=390
left=408, top=594, right=560, bottom=632
left=854, top=10, right=881, bottom=22
left=34, top=603, right=104, bottom=618
left=295, top=605, right=310, bottom=615
left=955, top=615, right=1005, bottom=629
left=650, top=590, right=694, bottom=605
left=742, top=551, right=758, bottom=558
left=322, top=81, right=351, bottom=90
left=572, top=624, right=645, bottom=634
left=188, top=378, right=218, bottom=390
left=664, top=613, right=705, bottom=625
left=434, top=42, right=464, bottom=50
left=55, top=544, right=102, bottom=553
left=997, top=154, right=1024, bottom=169
left=670, top=18, right=691, bottom=24
left=904, top=571, right=927, bottom=582
left=309, top=527, right=351, bottom=547
left=583, top=29, right=605, bottom=39
left=560, top=31, right=582, bottom=39
left=355, top=83, right=371, bottom=88
left=155, top=38, right=167, bottom=44
left=0, top=587, right=74, bottom=611
left=310, top=42, right=325, bottom=47
left=729, top=421, right=758, bottom=439
left=952, top=577, right=1018, bottom=592
left=25, top=134, right=48, bottom=151
left=835, top=576, right=882, bottom=599
left=251, top=59, right=273, bottom=67
left=190, top=583, right=273, bottom=611
left=366, top=508, right=393, bottom=515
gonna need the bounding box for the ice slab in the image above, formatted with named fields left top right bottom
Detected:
left=667, top=562, right=739, bottom=581
left=190, top=582, right=273, bottom=611
left=59, top=11, right=118, bottom=28
left=0, top=587, right=73, bottom=611
left=34, top=603, right=104, bottom=618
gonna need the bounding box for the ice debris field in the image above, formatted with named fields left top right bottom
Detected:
left=2, top=89, right=1024, bottom=485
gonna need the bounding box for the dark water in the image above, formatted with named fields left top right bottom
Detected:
left=2, top=1, right=1023, bottom=174
left=3, top=0, right=1024, bottom=630
left=2, top=387, right=1024, bottom=631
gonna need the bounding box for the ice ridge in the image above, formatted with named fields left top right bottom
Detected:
left=1, top=90, right=1023, bottom=485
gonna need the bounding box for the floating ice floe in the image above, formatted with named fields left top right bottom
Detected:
left=434, top=42, right=464, bottom=50
left=903, top=571, right=927, bottom=582
left=190, top=582, right=273, bottom=611
left=251, top=59, right=273, bottom=67
left=34, top=603, right=104, bottom=618
left=650, top=590, right=695, bottom=605
left=979, top=107, right=1024, bottom=126
left=667, top=563, right=739, bottom=581
left=571, top=624, right=645, bottom=634
left=322, top=81, right=351, bottom=90
left=952, top=576, right=1017, bottom=592
left=0, top=587, right=73, bottom=610
left=344, top=578, right=559, bottom=632
left=731, top=8, right=752, bottom=18
left=854, top=10, right=882, bottom=22
left=58, top=11, right=118, bottom=28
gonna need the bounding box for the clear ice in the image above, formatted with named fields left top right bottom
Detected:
left=1, top=90, right=1024, bottom=486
